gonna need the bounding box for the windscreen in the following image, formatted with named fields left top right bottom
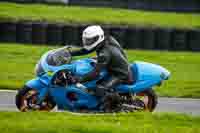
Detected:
left=46, top=47, right=72, bottom=66
left=35, top=60, right=45, bottom=76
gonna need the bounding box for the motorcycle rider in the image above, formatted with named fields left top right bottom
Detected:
left=69, top=25, right=134, bottom=111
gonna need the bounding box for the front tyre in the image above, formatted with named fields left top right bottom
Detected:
left=16, top=86, right=56, bottom=112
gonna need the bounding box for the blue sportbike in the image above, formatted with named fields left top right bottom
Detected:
left=16, top=46, right=170, bottom=113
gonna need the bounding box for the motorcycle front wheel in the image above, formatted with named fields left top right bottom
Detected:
left=16, top=86, right=56, bottom=112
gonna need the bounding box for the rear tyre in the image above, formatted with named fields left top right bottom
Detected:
left=136, top=89, right=158, bottom=112
left=16, top=86, right=56, bottom=112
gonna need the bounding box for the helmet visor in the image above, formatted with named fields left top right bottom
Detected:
left=83, top=36, right=99, bottom=47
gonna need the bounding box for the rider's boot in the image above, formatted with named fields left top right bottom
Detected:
left=96, top=84, right=121, bottom=112
left=102, top=92, right=121, bottom=112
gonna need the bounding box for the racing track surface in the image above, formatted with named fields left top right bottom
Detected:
left=0, top=90, right=200, bottom=116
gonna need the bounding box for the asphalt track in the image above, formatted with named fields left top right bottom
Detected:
left=0, top=90, right=200, bottom=116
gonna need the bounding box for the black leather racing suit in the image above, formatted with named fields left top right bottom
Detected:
left=70, top=36, right=133, bottom=98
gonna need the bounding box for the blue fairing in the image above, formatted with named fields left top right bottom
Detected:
left=72, top=59, right=95, bottom=76
left=25, top=50, right=170, bottom=112
left=49, top=85, right=98, bottom=111
left=25, top=78, right=49, bottom=104
left=116, top=61, right=170, bottom=93
left=26, top=78, right=47, bottom=90
left=26, top=78, right=98, bottom=110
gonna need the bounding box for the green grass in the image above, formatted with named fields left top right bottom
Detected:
left=0, top=112, right=199, bottom=133
left=0, top=2, right=200, bottom=29
left=1, top=43, right=200, bottom=98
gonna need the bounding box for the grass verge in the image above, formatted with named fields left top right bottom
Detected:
left=0, top=112, right=199, bottom=133
left=1, top=43, right=200, bottom=98
left=0, top=2, right=200, bottom=29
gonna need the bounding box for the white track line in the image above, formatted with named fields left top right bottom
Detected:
left=0, top=90, right=17, bottom=93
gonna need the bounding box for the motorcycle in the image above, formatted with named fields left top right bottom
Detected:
left=16, top=46, right=170, bottom=113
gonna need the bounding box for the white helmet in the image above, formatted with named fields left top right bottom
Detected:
left=82, top=25, right=104, bottom=51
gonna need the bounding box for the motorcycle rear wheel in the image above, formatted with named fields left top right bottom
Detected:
left=16, top=86, right=56, bottom=112
left=135, top=89, right=158, bottom=112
